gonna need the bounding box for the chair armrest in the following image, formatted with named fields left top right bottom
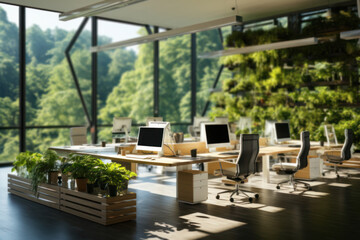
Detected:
left=218, top=160, right=237, bottom=176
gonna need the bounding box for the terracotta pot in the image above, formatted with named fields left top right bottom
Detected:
left=48, top=171, right=59, bottom=185
left=76, top=178, right=88, bottom=192
left=61, top=174, right=69, bottom=188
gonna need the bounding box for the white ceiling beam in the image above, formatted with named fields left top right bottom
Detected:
left=91, top=15, right=243, bottom=52
left=198, top=37, right=318, bottom=58
left=59, top=0, right=147, bottom=21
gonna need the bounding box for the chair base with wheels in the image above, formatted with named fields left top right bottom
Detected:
left=216, top=178, right=259, bottom=203
left=322, top=155, right=346, bottom=178
left=272, top=162, right=312, bottom=191
left=275, top=174, right=311, bottom=191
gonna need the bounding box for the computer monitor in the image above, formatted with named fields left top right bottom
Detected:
left=214, top=117, right=229, bottom=124
left=136, top=126, right=165, bottom=152
left=274, top=122, right=291, bottom=142
left=202, top=123, right=231, bottom=148
left=112, top=117, right=132, bottom=134
left=146, top=117, right=163, bottom=126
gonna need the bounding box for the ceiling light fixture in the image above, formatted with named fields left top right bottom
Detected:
left=59, top=0, right=147, bottom=21
left=198, top=37, right=318, bottom=58
left=340, top=29, right=360, bottom=40
left=91, top=15, right=243, bottom=52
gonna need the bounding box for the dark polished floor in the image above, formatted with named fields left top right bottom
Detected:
left=1, top=165, right=360, bottom=240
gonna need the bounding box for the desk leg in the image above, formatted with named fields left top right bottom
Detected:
left=176, top=165, right=192, bottom=199
left=262, top=155, right=271, bottom=183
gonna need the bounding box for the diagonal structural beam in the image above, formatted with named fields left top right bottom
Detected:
left=201, top=28, right=225, bottom=116
left=65, top=17, right=92, bottom=126
left=201, top=64, right=224, bottom=116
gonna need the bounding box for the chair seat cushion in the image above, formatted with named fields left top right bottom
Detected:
left=325, top=155, right=343, bottom=163
left=272, top=162, right=297, bottom=172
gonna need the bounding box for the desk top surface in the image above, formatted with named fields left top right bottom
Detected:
left=50, top=144, right=321, bottom=167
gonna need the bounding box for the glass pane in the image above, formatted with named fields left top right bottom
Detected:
left=196, top=29, right=232, bottom=117
left=97, top=20, right=142, bottom=126
left=0, top=130, right=19, bottom=163
left=26, top=128, right=84, bottom=152
left=0, top=4, right=19, bottom=127
left=25, top=8, right=91, bottom=126
left=159, top=35, right=191, bottom=123
left=97, top=27, right=154, bottom=136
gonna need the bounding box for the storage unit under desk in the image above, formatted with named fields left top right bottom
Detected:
left=177, top=170, right=208, bottom=204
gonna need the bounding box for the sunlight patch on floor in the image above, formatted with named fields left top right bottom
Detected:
left=143, top=213, right=246, bottom=240
left=328, top=183, right=351, bottom=187
left=129, top=182, right=176, bottom=198
left=258, top=206, right=285, bottom=213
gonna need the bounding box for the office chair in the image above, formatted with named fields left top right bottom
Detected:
left=322, top=129, right=354, bottom=178
left=216, top=134, right=260, bottom=203
left=272, top=131, right=311, bottom=191
left=70, top=127, right=87, bottom=145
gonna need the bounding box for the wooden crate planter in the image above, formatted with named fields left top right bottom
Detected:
left=8, top=174, right=137, bottom=225
left=60, top=188, right=136, bottom=225
left=8, top=174, right=60, bottom=209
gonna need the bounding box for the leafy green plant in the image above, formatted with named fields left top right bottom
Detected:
left=210, top=10, right=360, bottom=148
left=100, top=162, right=137, bottom=191
left=62, top=154, right=104, bottom=180
left=30, top=150, right=60, bottom=194
left=12, top=151, right=42, bottom=177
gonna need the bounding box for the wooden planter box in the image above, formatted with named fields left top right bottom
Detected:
left=8, top=174, right=60, bottom=209
left=60, top=188, right=136, bottom=225
left=8, top=174, right=136, bottom=225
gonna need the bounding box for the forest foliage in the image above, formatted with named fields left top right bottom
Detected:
left=0, top=7, right=226, bottom=161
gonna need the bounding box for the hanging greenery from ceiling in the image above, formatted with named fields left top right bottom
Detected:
left=209, top=10, right=360, bottom=149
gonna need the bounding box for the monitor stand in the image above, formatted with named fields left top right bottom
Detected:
left=209, top=147, right=217, bottom=153
left=157, top=150, right=164, bottom=157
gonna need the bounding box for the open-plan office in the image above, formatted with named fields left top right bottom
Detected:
left=1, top=0, right=360, bottom=239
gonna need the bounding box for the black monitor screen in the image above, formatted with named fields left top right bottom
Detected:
left=275, top=123, right=291, bottom=139
left=137, top=127, right=164, bottom=147
left=205, top=124, right=230, bottom=145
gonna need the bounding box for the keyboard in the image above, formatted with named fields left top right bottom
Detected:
left=288, top=144, right=301, bottom=148
left=219, top=151, right=239, bottom=156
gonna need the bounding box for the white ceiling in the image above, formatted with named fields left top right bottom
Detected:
left=0, top=0, right=351, bottom=28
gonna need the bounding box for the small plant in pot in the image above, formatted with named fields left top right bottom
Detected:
left=87, top=165, right=103, bottom=194
left=101, top=162, right=137, bottom=197
left=30, top=150, right=60, bottom=194
left=62, top=154, right=103, bottom=193
left=12, top=151, right=42, bottom=178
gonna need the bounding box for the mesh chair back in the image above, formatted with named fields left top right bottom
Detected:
left=341, top=129, right=354, bottom=160
left=297, top=131, right=310, bottom=170
left=235, top=134, right=260, bottom=176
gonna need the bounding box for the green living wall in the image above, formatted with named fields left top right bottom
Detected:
left=209, top=11, right=360, bottom=149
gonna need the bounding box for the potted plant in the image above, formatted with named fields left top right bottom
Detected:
left=30, top=150, right=60, bottom=194
left=62, top=154, right=103, bottom=193
left=314, top=125, right=326, bottom=146
left=87, top=165, right=103, bottom=194
left=101, top=162, right=137, bottom=197
left=12, top=151, right=42, bottom=178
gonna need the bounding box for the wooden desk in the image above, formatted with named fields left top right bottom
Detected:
left=50, top=146, right=217, bottom=199
left=199, top=145, right=322, bottom=183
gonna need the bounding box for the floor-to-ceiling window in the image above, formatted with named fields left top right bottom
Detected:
left=0, top=4, right=19, bottom=163
left=25, top=8, right=91, bottom=152
left=97, top=20, right=153, bottom=141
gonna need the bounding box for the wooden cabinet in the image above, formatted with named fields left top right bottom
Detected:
left=177, top=170, right=208, bottom=204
